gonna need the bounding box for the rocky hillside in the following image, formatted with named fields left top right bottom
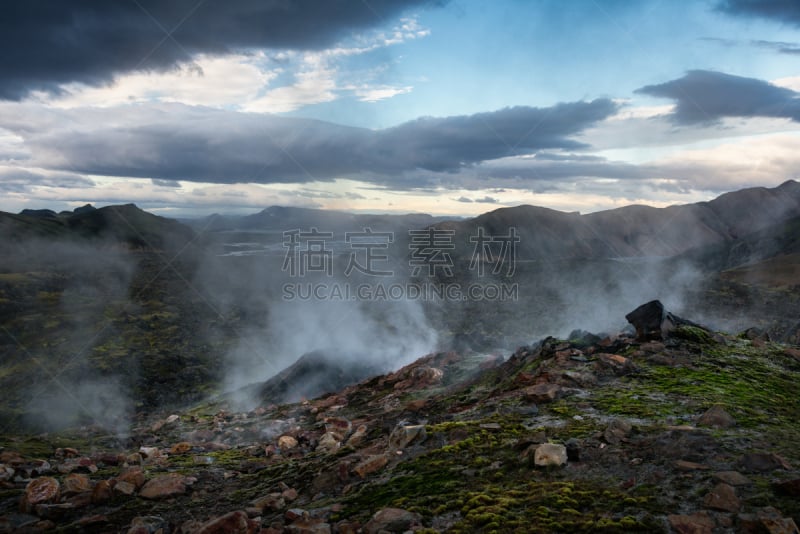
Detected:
left=1, top=303, right=799, bottom=533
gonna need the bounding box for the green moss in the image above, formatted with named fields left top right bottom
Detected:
left=671, top=325, right=714, bottom=345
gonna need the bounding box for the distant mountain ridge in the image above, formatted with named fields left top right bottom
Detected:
left=437, top=180, right=800, bottom=261
left=3, top=180, right=799, bottom=262
left=1, top=203, right=195, bottom=252
left=185, top=205, right=457, bottom=234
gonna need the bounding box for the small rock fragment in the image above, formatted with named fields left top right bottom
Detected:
left=713, top=471, right=752, bottom=486
left=697, top=405, right=736, bottom=428
left=523, top=383, right=562, bottom=404
left=603, top=419, right=632, bottom=445
left=363, top=508, right=421, bottom=534
left=139, top=473, right=187, bottom=500
left=740, top=453, right=792, bottom=472
left=195, top=510, right=260, bottom=534
left=316, top=432, right=340, bottom=453
left=278, top=435, right=299, bottom=450
left=62, top=473, right=92, bottom=495
left=565, top=438, right=581, bottom=462
left=703, top=482, right=740, bottom=512
left=388, top=424, right=427, bottom=450
left=252, top=493, right=285, bottom=512
left=667, top=511, right=715, bottom=534
left=354, top=454, right=389, bottom=478
left=534, top=443, right=568, bottom=467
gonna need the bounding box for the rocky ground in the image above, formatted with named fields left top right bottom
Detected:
left=1, top=303, right=800, bottom=533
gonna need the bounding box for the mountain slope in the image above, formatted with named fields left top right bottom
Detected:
left=437, top=180, right=800, bottom=260
left=1, top=305, right=799, bottom=532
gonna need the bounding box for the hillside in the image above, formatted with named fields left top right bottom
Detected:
left=0, top=304, right=799, bottom=532
left=436, top=180, right=800, bottom=260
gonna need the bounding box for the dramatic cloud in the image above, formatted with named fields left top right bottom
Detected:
left=718, top=0, right=800, bottom=26
left=0, top=0, right=438, bottom=100
left=0, top=99, right=618, bottom=187
left=0, top=168, right=94, bottom=194
left=636, top=70, right=800, bottom=124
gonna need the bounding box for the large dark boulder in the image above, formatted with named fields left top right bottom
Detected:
left=625, top=300, right=699, bottom=341
left=257, top=350, right=383, bottom=404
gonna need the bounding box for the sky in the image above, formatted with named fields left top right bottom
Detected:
left=1, top=0, right=800, bottom=217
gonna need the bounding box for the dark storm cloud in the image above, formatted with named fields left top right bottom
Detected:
left=2, top=99, right=617, bottom=187
left=375, top=100, right=618, bottom=173
left=0, top=168, right=94, bottom=194
left=0, top=0, right=439, bottom=100
left=718, top=0, right=800, bottom=26
left=636, top=70, right=800, bottom=124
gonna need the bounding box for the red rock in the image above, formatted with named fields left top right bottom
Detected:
left=596, top=353, right=635, bottom=375
left=324, top=416, right=352, bottom=438
left=404, top=399, right=428, bottom=412
left=170, top=442, right=192, bottom=454
left=117, top=468, right=146, bottom=489
left=278, top=435, right=299, bottom=450
left=740, top=453, right=792, bottom=472
left=0, top=451, right=24, bottom=464
left=285, top=517, right=331, bottom=533
left=62, top=473, right=92, bottom=495
left=282, top=487, right=298, bottom=501
left=675, top=460, right=710, bottom=471
left=195, top=510, right=259, bottom=534
left=353, top=454, right=389, bottom=478
left=363, top=508, right=421, bottom=534
left=77, top=514, right=109, bottom=528
left=334, top=520, right=360, bottom=534
left=785, top=348, right=800, bottom=361
left=139, top=473, right=187, bottom=500
left=712, top=471, right=752, bottom=486
left=65, top=491, right=93, bottom=508
left=523, top=383, right=562, bottom=403
left=703, top=482, right=740, bottom=512
left=757, top=507, right=797, bottom=531
left=668, top=511, right=715, bottom=534
left=252, top=493, right=285, bottom=511
left=113, top=480, right=136, bottom=496
left=24, top=477, right=60, bottom=507
left=91, top=480, right=113, bottom=503
left=285, top=508, right=307, bottom=522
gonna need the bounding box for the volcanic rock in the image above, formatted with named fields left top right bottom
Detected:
left=625, top=300, right=699, bottom=341
left=363, top=508, right=421, bottom=534
left=534, top=443, right=567, bottom=467
left=697, top=405, right=736, bottom=428
left=139, top=473, right=188, bottom=499
left=703, top=483, right=740, bottom=512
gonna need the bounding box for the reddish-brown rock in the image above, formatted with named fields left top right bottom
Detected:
left=703, top=483, right=740, bottom=512
left=139, top=473, right=187, bottom=500
left=668, top=511, right=715, bottom=534
left=195, top=510, right=260, bottom=534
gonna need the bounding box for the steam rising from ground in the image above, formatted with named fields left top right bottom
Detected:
left=25, top=377, right=132, bottom=436
left=545, top=258, right=705, bottom=338
left=1, top=239, right=137, bottom=436
left=223, top=297, right=437, bottom=410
